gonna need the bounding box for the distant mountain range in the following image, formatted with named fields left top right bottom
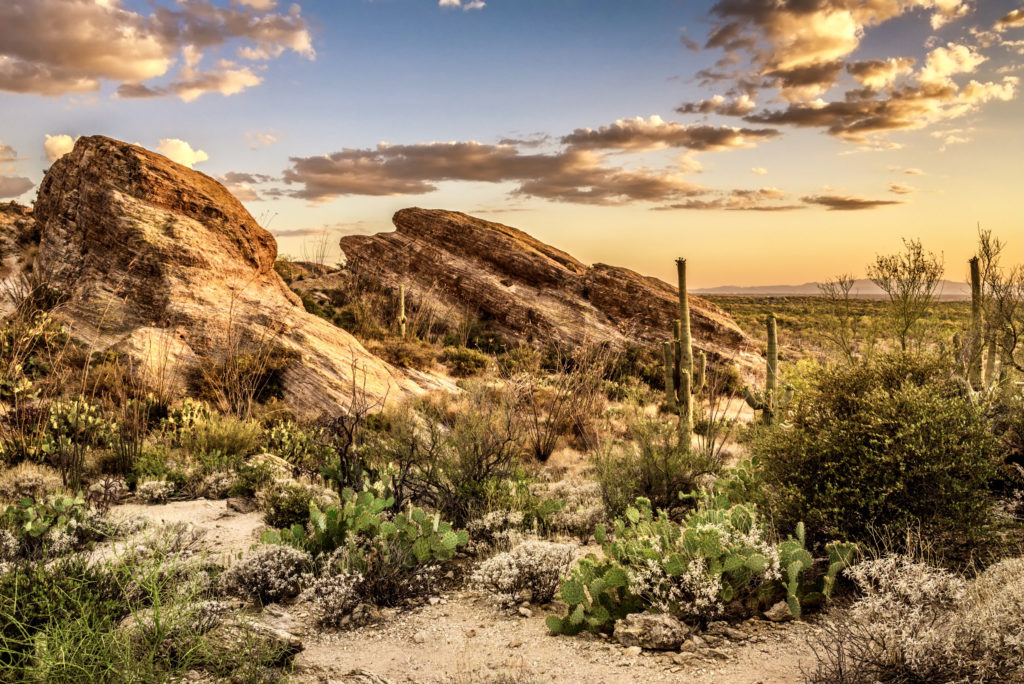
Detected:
left=693, top=278, right=971, bottom=299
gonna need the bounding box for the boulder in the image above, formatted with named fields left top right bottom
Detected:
left=329, top=208, right=757, bottom=371
left=764, top=600, right=794, bottom=622
left=613, top=613, right=692, bottom=651
left=29, top=136, right=448, bottom=416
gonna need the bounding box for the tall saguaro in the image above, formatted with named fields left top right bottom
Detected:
left=664, top=257, right=704, bottom=444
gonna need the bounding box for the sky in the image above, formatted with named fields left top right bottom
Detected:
left=1, top=0, right=1022, bottom=288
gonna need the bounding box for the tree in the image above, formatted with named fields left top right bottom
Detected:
left=817, top=274, right=862, bottom=364
left=866, top=239, right=943, bottom=351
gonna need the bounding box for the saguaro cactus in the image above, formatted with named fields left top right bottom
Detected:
left=968, top=256, right=983, bottom=389
left=398, top=284, right=408, bottom=339
left=663, top=258, right=706, bottom=441
left=744, top=313, right=792, bottom=425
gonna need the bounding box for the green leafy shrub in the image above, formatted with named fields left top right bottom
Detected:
left=259, top=480, right=324, bottom=530
left=181, top=412, right=261, bottom=463
left=593, top=413, right=721, bottom=520
left=376, top=339, right=438, bottom=371
left=752, top=352, right=1000, bottom=559
left=441, top=346, right=490, bottom=377
left=1, top=492, right=96, bottom=558
left=260, top=420, right=332, bottom=474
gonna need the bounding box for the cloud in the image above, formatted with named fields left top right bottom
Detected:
left=156, top=138, right=209, bottom=168
left=561, top=115, right=778, bottom=152
left=0, top=0, right=312, bottom=98
left=282, top=138, right=709, bottom=205
left=888, top=183, right=915, bottom=194
left=846, top=58, right=916, bottom=90
left=889, top=166, right=925, bottom=175
left=116, top=61, right=262, bottom=102
left=676, top=94, right=757, bottom=116
left=744, top=74, right=1019, bottom=143
left=656, top=188, right=803, bottom=211
left=44, top=134, right=77, bottom=163
left=751, top=167, right=768, bottom=175
left=439, top=0, right=485, bottom=10
left=247, top=131, right=279, bottom=149
left=0, top=175, right=34, bottom=199
left=0, top=142, right=16, bottom=163
left=996, top=9, right=1024, bottom=31
left=801, top=194, right=904, bottom=210
left=218, top=171, right=276, bottom=201
left=696, top=1, right=1015, bottom=146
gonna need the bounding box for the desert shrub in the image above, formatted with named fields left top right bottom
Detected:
left=441, top=345, right=490, bottom=377
left=368, top=384, right=526, bottom=525
left=377, top=338, right=438, bottom=371
left=0, top=527, right=291, bottom=682
left=136, top=479, right=175, bottom=504
left=197, top=470, right=235, bottom=499
left=593, top=413, right=721, bottom=520
left=546, top=495, right=855, bottom=635
left=181, top=412, right=261, bottom=462
left=303, top=570, right=363, bottom=627
left=262, top=489, right=468, bottom=605
left=752, top=352, right=1000, bottom=559
left=191, top=338, right=296, bottom=419
left=219, top=545, right=313, bottom=604
left=229, top=460, right=275, bottom=498
left=808, top=555, right=1024, bottom=684
left=496, top=344, right=542, bottom=376
left=542, top=478, right=606, bottom=543
left=0, top=491, right=104, bottom=559
left=471, top=540, right=576, bottom=608
left=516, top=344, right=609, bottom=460
left=259, top=419, right=332, bottom=475
left=0, top=461, right=63, bottom=503
left=607, top=342, right=663, bottom=390
left=257, top=479, right=338, bottom=530
left=45, top=397, right=114, bottom=490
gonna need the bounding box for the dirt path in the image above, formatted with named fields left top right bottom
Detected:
left=114, top=500, right=819, bottom=684
left=293, top=592, right=816, bottom=684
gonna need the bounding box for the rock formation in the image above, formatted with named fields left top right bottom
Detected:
left=331, top=208, right=755, bottom=368
left=27, top=136, right=444, bottom=415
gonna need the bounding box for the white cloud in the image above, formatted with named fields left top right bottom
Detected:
left=0, top=0, right=312, bottom=98
left=246, top=131, right=279, bottom=149
left=439, top=0, right=485, bottom=11
left=751, top=167, right=768, bottom=175
left=919, top=43, right=986, bottom=86
left=44, top=134, right=77, bottom=163
left=156, top=138, right=209, bottom=168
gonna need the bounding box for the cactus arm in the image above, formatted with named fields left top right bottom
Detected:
left=662, top=342, right=677, bottom=410
left=679, top=370, right=692, bottom=442
left=743, top=387, right=765, bottom=411
left=694, top=350, right=707, bottom=392
left=676, top=259, right=693, bottom=378
left=969, top=256, right=983, bottom=389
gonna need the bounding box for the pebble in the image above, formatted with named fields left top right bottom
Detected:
left=518, top=606, right=533, bottom=618
left=412, top=630, right=427, bottom=644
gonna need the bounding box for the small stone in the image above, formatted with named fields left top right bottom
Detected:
left=507, top=639, right=523, bottom=648
left=412, top=630, right=427, bottom=644
left=226, top=497, right=256, bottom=513
left=673, top=653, right=693, bottom=665
left=518, top=606, right=533, bottom=618
left=624, top=646, right=642, bottom=658
left=429, top=597, right=441, bottom=606
left=764, top=601, right=794, bottom=623
left=613, top=613, right=691, bottom=651
left=465, top=629, right=477, bottom=638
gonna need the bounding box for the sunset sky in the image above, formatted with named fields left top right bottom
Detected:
left=1, top=0, right=1022, bottom=287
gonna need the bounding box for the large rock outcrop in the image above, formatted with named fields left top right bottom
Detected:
left=334, top=208, right=755, bottom=368
left=30, top=136, right=443, bottom=415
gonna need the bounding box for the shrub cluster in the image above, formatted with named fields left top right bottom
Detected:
left=471, top=540, right=576, bottom=608
left=546, top=495, right=855, bottom=635
left=752, top=352, right=1000, bottom=559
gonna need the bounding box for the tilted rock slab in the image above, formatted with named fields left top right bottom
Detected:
left=32, top=136, right=443, bottom=416
left=336, top=208, right=756, bottom=368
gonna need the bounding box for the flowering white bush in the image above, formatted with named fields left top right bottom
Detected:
left=304, top=571, right=363, bottom=627
left=809, top=554, right=1024, bottom=683
left=136, top=479, right=174, bottom=504
left=219, top=545, right=312, bottom=604
left=544, top=478, right=605, bottom=542
left=471, top=540, right=576, bottom=608
left=466, top=509, right=526, bottom=553
left=198, top=471, right=235, bottom=499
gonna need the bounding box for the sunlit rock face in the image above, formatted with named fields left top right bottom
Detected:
left=32, top=135, right=444, bottom=416
left=335, top=207, right=756, bottom=369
